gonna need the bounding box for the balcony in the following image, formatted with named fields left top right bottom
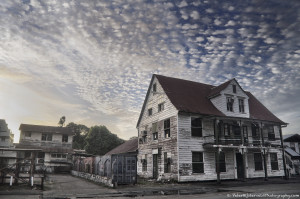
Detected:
left=204, top=135, right=243, bottom=146
left=204, top=135, right=263, bottom=147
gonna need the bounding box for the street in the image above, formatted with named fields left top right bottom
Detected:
left=0, top=174, right=300, bottom=199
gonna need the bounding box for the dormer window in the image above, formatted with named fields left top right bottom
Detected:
left=226, top=97, right=234, bottom=112
left=232, top=85, right=236, bottom=93
left=238, top=99, right=245, bottom=113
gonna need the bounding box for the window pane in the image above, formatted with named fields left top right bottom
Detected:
left=164, top=119, right=170, bottom=129
left=192, top=128, right=202, bottom=137
left=192, top=163, right=204, bottom=173
left=153, top=83, right=156, bottom=92
left=192, top=152, right=203, bottom=162
left=191, top=118, right=202, bottom=127
left=233, top=85, right=236, bottom=93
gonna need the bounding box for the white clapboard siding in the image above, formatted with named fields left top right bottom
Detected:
left=139, top=76, right=178, bottom=129
left=137, top=76, right=179, bottom=180
left=210, top=80, right=250, bottom=118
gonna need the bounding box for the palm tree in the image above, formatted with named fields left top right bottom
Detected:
left=58, top=116, right=66, bottom=127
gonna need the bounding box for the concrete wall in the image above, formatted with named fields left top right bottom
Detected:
left=71, top=170, right=113, bottom=187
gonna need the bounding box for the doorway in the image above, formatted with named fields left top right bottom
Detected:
left=236, top=153, right=244, bottom=179
left=153, top=154, right=158, bottom=179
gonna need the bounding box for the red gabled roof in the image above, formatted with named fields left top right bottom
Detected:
left=208, top=79, right=232, bottom=98
left=105, top=138, right=138, bottom=155
left=151, top=74, right=285, bottom=124
left=137, top=74, right=286, bottom=127
left=246, top=92, right=285, bottom=124
left=155, top=75, right=225, bottom=117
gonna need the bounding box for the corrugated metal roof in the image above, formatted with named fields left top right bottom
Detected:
left=285, top=147, right=300, bottom=157
left=105, top=138, right=138, bottom=155
left=19, top=124, right=74, bottom=135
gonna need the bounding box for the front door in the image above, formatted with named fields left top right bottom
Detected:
left=153, top=154, right=158, bottom=179
left=236, top=153, right=244, bottom=179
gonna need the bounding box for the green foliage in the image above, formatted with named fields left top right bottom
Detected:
left=66, top=122, right=89, bottom=150
left=85, top=125, right=124, bottom=155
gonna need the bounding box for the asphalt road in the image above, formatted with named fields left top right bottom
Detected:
left=1, top=174, right=300, bottom=199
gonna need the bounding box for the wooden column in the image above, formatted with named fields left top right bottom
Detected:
left=242, top=148, right=247, bottom=181
left=260, top=123, right=268, bottom=181
left=240, top=120, right=244, bottom=146
left=214, top=119, right=220, bottom=184
left=29, top=151, right=36, bottom=187
left=279, top=125, right=288, bottom=180
left=14, top=161, right=20, bottom=184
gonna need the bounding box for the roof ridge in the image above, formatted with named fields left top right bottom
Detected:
left=154, top=74, right=214, bottom=87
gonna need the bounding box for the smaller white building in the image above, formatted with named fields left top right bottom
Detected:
left=16, top=124, right=75, bottom=173
left=283, top=134, right=300, bottom=175
left=0, top=119, right=16, bottom=168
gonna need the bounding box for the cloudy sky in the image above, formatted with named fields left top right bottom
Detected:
left=0, top=0, right=299, bottom=142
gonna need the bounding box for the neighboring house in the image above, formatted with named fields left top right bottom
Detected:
left=137, top=74, right=287, bottom=182
left=0, top=119, right=14, bottom=148
left=283, top=134, right=300, bottom=175
left=16, top=124, right=74, bottom=173
left=0, top=119, right=16, bottom=168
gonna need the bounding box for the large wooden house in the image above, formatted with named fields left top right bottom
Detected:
left=137, top=74, right=287, bottom=182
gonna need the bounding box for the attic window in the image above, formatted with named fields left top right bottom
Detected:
left=233, top=85, right=236, bottom=93
left=158, top=103, right=164, bottom=112
left=148, top=108, right=153, bottom=116
left=153, top=83, right=157, bottom=93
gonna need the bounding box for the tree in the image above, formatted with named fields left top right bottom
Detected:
left=66, top=122, right=89, bottom=150
left=58, top=116, right=66, bottom=127
left=85, top=125, right=124, bottom=155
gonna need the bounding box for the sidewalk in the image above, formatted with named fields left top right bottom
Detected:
left=0, top=174, right=299, bottom=198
